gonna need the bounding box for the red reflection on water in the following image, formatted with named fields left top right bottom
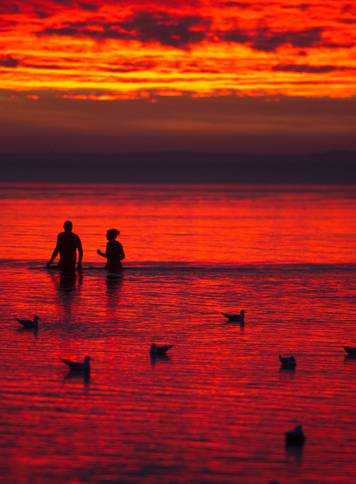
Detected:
left=0, top=184, right=355, bottom=483
left=0, top=183, right=355, bottom=265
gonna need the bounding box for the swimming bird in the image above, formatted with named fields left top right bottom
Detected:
left=61, top=356, right=91, bottom=372
left=279, top=354, right=296, bottom=369
left=221, top=310, right=245, bottom=323
left=150, top=344, right=174, bottom=356
left=16, top=315, right=40, bottom=329
left=285, top=425, right=306, bottom=445
left=344, top=346, right=356, bottom=357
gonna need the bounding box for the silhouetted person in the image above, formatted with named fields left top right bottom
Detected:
left=47, top=220, right=83, bottom=273
left=97, top=228, right=125, bottom=272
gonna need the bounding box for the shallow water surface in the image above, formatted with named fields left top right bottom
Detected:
left=0, top=184, right=355, bottom=483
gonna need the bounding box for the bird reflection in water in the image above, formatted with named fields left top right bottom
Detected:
left=285, top=440, right=304, bottom=464
left=279, top=366, right=296, bottom=379
left=285, top=424, right=306, bottom=465
left=17, top=325, right=39, bottom=339
left=63, top=369, right=91, bottom=389
left=150, top=352, right=172, bottom=368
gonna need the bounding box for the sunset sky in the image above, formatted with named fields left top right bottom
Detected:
left=0, top=0, right=355, bottom=153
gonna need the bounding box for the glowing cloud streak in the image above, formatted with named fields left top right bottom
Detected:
left=0, top=0, right=355, bottom=99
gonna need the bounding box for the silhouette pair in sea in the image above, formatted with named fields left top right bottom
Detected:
left=46, top=221, right=125, bottom=274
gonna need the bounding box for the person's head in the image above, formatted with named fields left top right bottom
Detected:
left=106, top=228, right=119, bottom=241
left=63, top=220, right=73, bottom=232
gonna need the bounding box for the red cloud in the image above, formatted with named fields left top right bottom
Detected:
left=0, top=0, right=355, bottom=99
left=0, top=55, right=20, bottom=67
left=39, top=11, right=211, bottom=48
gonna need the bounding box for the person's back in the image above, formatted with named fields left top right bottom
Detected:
left=47, top=221, right=83, bottom=273
left=57, top=231, right=82, bottom=271
left=105, top=239, right=124, bottom=271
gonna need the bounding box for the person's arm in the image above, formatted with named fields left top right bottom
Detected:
left=97, top=241, right=108, bottom=259
left=77, top=236, right=83, bottom=269
left=47, top=235, right=60, bottom=267
left=119, top=243, right=125, bottom=261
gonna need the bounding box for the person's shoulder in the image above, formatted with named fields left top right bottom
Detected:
left=107, top=240, right=118, bottom=247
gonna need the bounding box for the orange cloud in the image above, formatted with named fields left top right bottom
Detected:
left=0, top=0, right=355, bottom=99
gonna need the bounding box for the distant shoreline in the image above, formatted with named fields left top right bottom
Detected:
left=0, top=151, right=355, bottom=184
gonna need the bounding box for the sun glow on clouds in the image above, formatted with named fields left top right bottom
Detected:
left=0, top=0, right=355, bottom=100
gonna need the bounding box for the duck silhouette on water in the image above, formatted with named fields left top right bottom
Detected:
left=150, top=344, right=174, bottom=357
left=221, top=310, right=245, bottom=324
left=285, top=424, right=306, bottom=446
left=61, top=356, right=91, bottom=373
left=344, top=346, right=356, bottom=357
left=279, top=354, right=297, bottom=369
left=16, top=315, right=40, bottom=330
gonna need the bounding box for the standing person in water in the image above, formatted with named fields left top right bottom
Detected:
left=97, top=229, right=125, bottom=272
left=47, top=220, right=83, bottom=273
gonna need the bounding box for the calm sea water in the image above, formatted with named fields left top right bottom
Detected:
left=0, top=183, right=355, bottom=483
